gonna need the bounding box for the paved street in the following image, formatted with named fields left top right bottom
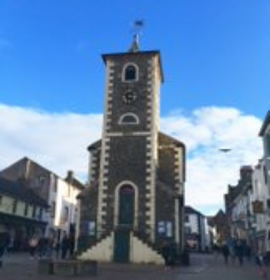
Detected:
left=0, top=252, right=267, bottom=280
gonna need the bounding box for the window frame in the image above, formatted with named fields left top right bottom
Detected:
left=118, top=113, right=139, bottom=125
left=122, top=63, right=139, bottom=82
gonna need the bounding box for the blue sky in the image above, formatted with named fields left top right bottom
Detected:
left=0, top=0, right=269, bottom=215
left=1, top=0, right=269, bottom=117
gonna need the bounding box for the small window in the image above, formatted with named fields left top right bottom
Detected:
left=24, top=204, right=29, bottom=216
left=12, top=200, right=17, bottom=214
left=38, top=175, right=46, bottom=185
left=125, top=66, right=136, bottom=80
left=38, top=208, right=43, bottom=220
left=264, top=166, right=268, bottom=184
left=119, top=113, right=139, bottom=125
left=123, top=63, right=138, bottom=82
left=61, top=206, right=69, bottom=223
left=53, top=182, right=57, bottom=193
left=32, top=206, right=36, bottom=218
left=51, top=202, right=56, bottom=218
left=185, top=227, right=191, bottom=234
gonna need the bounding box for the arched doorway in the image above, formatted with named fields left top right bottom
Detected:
left=118, top=185, right=135, bottom=226
left=114, top=185, right=135, bottom=263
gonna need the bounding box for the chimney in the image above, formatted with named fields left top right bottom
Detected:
left=66, top=170, right=74, bottom=183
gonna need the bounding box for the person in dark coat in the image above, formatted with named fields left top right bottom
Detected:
left=235, top=239, right=244, bottom=266
left=0, top=232, right=10, bottom=268
left=68, top=234, right=75, bottom=257
left=61, top=232, right=70, bottom=259
left=161, top=241, right=171, bottom=269
left=161, top=241, right=176, bottom=270
left=221, top=243, right=230, bottom=264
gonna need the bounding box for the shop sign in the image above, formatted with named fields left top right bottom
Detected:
left=252, top=200, right=264, bottom=214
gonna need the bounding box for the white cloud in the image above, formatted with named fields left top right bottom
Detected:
left=0, top=104, right=263, bottom=215
left=0, top=104, right=102, bottom=181
left=162, top=106, right=263, bottom=215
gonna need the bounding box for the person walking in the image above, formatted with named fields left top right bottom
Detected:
left=221, top=242, right=230, bottom=265
left=61, top=232, right=70, bottom=259
left=68, top=233, right=75, bottom=258
left=161, top=241, right=172, bottom=270
left=245, top=243, right=251, bottom=261
left=256, top=251, right=267, bottom=278
left=0, top=231, right=10, bottom=268
left=37, top=235, right=47, bottom=259
left=28, top=234, right=39, bottom=259
left=235, top=239, right=244, bottom=266
left=212, top=243, right=221, bottom=260
left=46, top=236, right=55, bottom=259
left=161, top=241, right=176, bottom=270
left=53, top=237, right=61, bottom=259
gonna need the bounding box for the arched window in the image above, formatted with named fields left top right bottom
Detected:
left=119, top=113, right=139, bottom=125
left=122, top=63, right=138, bottom=82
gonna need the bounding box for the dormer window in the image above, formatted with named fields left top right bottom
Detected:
left=119, top=113, right=139, bottom=125
left=123, top=63, right=139, bottom=82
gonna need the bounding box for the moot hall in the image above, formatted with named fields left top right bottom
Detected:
left=78, top=35, right=186, bottom=264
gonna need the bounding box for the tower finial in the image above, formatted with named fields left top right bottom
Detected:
left=129, top=20, right=144, bottom=52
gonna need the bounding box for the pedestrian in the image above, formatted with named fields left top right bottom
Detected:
left=229, top=238, right=236, bottom=264
left=245, top=243, right=251, bottom=261
left=235, top=239, right=244, bottom=266
left=68, top=233, right=75, bottom=258
left=28, top=234, right=39, bottom=259
left=256, top=252, right=267, bottom=278
left=46, top=236, right=55, bottom=259
left=61, top=232, right=70, bottom=259
left=53, top=237, right=60, bottom=259
left=212, top=243, right=220, bottom=260
left=169, top=242, right=177, bottom=267
left=0, top=231, right=10, bottom=268
left=221, top=242, right=230, bottom=265
left=161, top=241, right=174, bottom=270
left=37, top=235, right=47, bottom=259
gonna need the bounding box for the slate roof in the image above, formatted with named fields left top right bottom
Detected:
left=64, top=176, right=85, bottom=191
left=87, top=132, right=186, bottom=151
left=259, top=110, right=270, bottom=136
left=158, top=132, right=186, bottom=148
left=0, top=177, right=49, bottom=207
left=87, top=139, right=101, bottom=151
left=185, top=205, right=204, bottom=217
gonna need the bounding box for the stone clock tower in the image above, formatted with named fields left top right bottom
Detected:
left=78, top=38, right=186, bottom=264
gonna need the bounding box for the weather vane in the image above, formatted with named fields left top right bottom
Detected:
left=129, top=20, right=145, bottom=52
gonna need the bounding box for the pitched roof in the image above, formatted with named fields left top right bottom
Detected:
left=185, top=205, right=204, bottom=217
left=0, top=177, right=49, bottom=207
left=87, top=139, right=102, bottom=151
left=87, top=132, right=186, bottom=152
left=259, top=110, right=270, bottom=136
left=64, top=173, right=85, bottom=191
left=0, top=156, right=58, bottom=179
left=158, top=132, right=186, bottom=148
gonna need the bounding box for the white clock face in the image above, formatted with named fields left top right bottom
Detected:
left=122, top=90, right=137, bottom=104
